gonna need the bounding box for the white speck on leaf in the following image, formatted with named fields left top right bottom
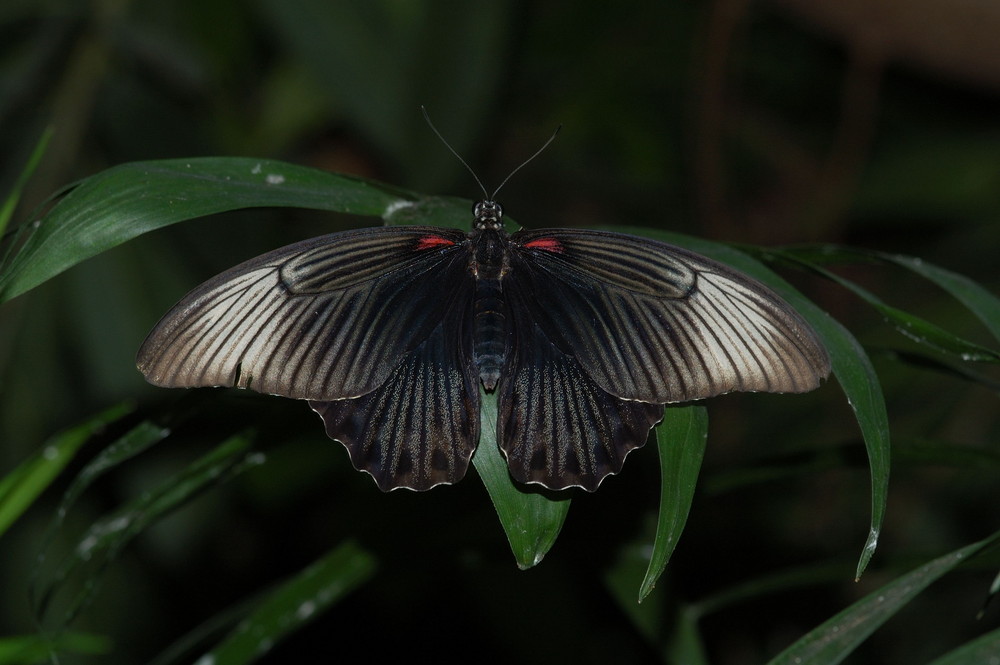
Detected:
left=296, top=600, right=316, bottom=620
left=246, top=452, right=267, bottom=466
left=265, top=173, right=285, bottom=185
left=384, top=200, right=414, bottom=217
left=251, top=163, right=262, bottom=174
left=43, top=445, right=59, bottom=460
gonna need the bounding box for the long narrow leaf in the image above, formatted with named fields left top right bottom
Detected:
left=639, top=405, right=708, bottom=601
left=0, top=127, right=52, bottom=239
left=31, top=431, right=261, bottom=628
left=882, top=252, right=1000, bottom=343
left=192, top=541, right=375, bottom=665
left=0, top=157, right=414, bottom=302
left=0, top=403, right=132, bottom=539
left=777, top=245, right=1000, bottom=345
left=473, top=389, right=570, bottom=569
left=55, top=420, right=170, bottom=517
left=767, top=529, right=1000, bottom=665
left=0, top=632, right=110, bottom=664
left=630, top=229, right=890, bottom=579
left=788, top=256, right=998, bottom=362
left=926, top=626, right=1000, bottom=665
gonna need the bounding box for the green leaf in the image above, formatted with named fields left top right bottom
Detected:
left=926, top=626, right=1000, bottom=665
left=53, top=419, right=170, bottom=519
left=192, top=541, right=375, bottom=665
left=766, top=529, right=1000, bottom=665
left=779, top=245, right=1000, bottom=346
left=0, top=403, right=132, bottom=539
left=0, top=632, right=111, bottom=664
left=0, top=157, right=415, bottom=303
left=473, top=389, right=570, bottom=569
left=790, top=257, right=998, bottom=362
left=0, top=127, right=52, bottom=239
left=639, top=405, right=708, bottom=601
left=882, top=252, right=1000, bottom=344
left=629, top=229, right=890, bottom=580
left=810, top=316, right=890, bottom=580
left=31, top=431, right=262, bottom=628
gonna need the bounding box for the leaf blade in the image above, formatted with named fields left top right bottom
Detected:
left=627, top=228, right=890, bottom=579
left=196, top=541, right=375, bottom=665
left=0, top=157, right=414, bottom=303
left=767, top=530, right=1000, bottom=665
left=473, top=389, right=570, bottom=569
left=0, top=403, right=132, bottom=539
left=639, top=405, right=708, bottom=601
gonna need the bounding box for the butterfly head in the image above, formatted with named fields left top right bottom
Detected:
left=473, top=199, right=504, bottom=230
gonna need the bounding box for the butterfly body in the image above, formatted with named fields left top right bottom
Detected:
left=138, top=200, right=830, bottom=492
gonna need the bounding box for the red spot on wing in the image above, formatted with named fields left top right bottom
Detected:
left=415, top=235, right=456, bottom=251
left=523, top=237, right=564, bottom=253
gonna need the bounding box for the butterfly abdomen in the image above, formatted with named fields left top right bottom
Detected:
left=471, top=229, right=510, bottom=391
left=472, top=278, right=506, bottom=391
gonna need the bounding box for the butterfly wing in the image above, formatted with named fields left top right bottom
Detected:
left=137, top=225, right=480, bottom=491
left=506, top=229, right=830, bottom=404
left=496, top=312, right=664, bottom=491
left=497, top=228, right=830, bottom=491
left=309, top=281, right=479, bottom=491
left=138, top=226, right=470, bottom=399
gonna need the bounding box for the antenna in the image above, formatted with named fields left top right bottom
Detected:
left=421, top=105, right=561, bottom=200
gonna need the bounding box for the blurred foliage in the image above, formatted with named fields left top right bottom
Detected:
left=1, top=1, right=998, bottom=664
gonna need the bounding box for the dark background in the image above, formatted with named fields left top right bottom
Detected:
left=1, top=1, right=998, bottom=663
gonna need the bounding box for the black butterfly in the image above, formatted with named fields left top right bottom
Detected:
left=137, top=199, right=830, bottom=492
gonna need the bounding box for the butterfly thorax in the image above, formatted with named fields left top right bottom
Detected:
left=470, top=211, right=510, bottom=391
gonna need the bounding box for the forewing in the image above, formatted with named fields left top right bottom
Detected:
left=137, top=226, right=470, bottom=400
left=497, top=308, right=664, bottom=491
left=507, top=229, right=830, bottom=403
left=309, top=289, right=478, bottom=491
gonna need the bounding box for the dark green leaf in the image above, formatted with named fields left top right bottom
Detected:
left=777, top=245, right=1000, bottom=346
left=627, top=229, right=890, bottom=580
left=0, top=157, right=414, bottom=303
left=883, top=252, right=1000, bottom=344
left=795, top=258, right=998, bottom=362
left=926, top=626, right=1000, bottom=665
left=639, top=405, right=708, bottom=601
left=55, top=419, right=170, bottom=525
left=473, top=389, right=570, bottom=569
left=31, top=431, right=261, bottom=628
left=0, top=126, right=52, bottom=239
left=0, top=632, right=111, bottom=664
left=766, top=529, right=1000, bottom=665
left=0, top=403, right=132, bottom=539
left=193, top=541, right=375, bottom=665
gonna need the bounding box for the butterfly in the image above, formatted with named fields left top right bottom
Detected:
left=136, top=196, right=831, bottom=492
